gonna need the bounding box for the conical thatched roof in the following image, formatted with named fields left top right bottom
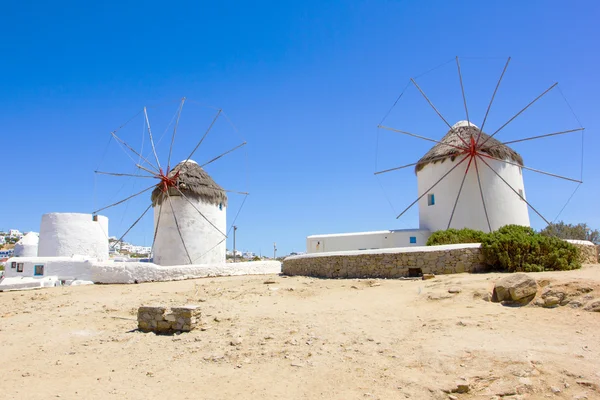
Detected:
left=415, top=121, right=524, bottom=173
left=151, top=160, right=228, bottom=207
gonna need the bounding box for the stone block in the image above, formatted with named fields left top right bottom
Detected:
left=137, top=305, right=201, bottom=333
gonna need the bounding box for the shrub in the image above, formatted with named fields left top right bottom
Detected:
left=481, top=225, right=580, bottom=272
left=426, top=228, right=487, bottom=246
left=539, top=221, right=600, bottom=244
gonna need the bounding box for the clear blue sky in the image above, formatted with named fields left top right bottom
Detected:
left=1, top=1, right=598, bottom=255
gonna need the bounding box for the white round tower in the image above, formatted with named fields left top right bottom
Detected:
left=14, top=232, right=39, bottom=257
left=152, top=160, right=227, bottom=266
left=38, top=213, right=109, bottom=260
left=417, top=121, right=530, bottom=232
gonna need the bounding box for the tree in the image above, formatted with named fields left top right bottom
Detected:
left=540, top=221, right=600, bottom=244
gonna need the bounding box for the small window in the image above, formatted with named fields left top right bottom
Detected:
left=219, top=202, right=223, bottom=211
left=11, top=261, right=16, bottom=269
left=93, top=214, right=98, bottom=221
left=16, top=263, right=24, bottom=272
left=34, top=265, right=44, bottom=276
left=428, top=193, right=435, bottom=206
left=409, top=236, right=417, bottom=244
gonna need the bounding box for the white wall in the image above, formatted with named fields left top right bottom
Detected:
left=91, top=260, right=281, bottom=284
left=417, top=156, right=530, bottom=232
left=3, top=257, right=93, bottom=280
left=306, top=229, right=431, bottom=254
left=153, top=196, right=226, bottom=266
left=1, top=257, right=281, bottom=287
left=38, top=213, right=109, bottom=260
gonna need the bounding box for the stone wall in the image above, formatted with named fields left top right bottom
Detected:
left=565, top=240, right=598, bottom=264
left=283, top=244, right=485, bottom=279
left=137, top=305, right=200, bottom=333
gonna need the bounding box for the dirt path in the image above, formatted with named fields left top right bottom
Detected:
left=1, top=266, right=599, bottom=399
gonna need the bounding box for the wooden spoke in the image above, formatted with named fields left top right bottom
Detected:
left=477, top=57, right=511, bottom=142
left=183, top=109, right=222, bottom=165
left=473, top=157, right=492, bottom=232
left=396, top=154, right=469, bottom=219
left=144, top=107, right=162, bottom=170
left=447, top=156, right=474, bottom=229
left=477, top=155, right=551, bottom=226
left=200, top=142, right=247, bottom=168
left=174, top=187, right=227, bottom=238
left=167, top=98, right=186, bottom=171
left=111, top=203, right=153, bottom=253
left=479, top=82, right=558, bottom=147
left=477, top=152, right=582, bottom=183
left=93, top=184, right=156, bottom=214
left=165, top=191, right=193, bottom=264
left=377, top=125, right=466, bottom=151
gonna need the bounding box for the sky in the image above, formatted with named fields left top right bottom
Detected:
left=1, top=0, right=599, bottom=256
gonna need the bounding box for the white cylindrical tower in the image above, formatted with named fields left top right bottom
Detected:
left=152, top=160, right=227, bottom=266
left=38, top=213, right=109, bottom=260
left=417, top=121, right=530, bottom=233
left=14, top=232, right=39, bottom=257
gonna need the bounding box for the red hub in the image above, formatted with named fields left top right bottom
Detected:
left=156, top=168, right=180, bottom=193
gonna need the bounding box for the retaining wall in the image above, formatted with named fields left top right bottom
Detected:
left=283, top=244, right=485, bottom=279
left=565, top=240, right=598, bottom=264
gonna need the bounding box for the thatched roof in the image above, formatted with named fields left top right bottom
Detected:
left=151, top=160, right=228, bottom=207
left=415, top=121, right=524, bottom=173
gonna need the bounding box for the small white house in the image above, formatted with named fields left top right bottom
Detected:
left=307, top=229, right=430, bottom=254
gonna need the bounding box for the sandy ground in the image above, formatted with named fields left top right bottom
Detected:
left=1, top=266, right=599, bottom=400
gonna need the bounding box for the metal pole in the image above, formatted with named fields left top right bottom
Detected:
left=273, top=242, right=277, bottom=259
left=233, top=226, right=238, bottom=263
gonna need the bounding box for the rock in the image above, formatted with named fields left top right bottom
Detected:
left=263, top=280, right=277, bottom=284
left=584, top=300, right=600, bottom=312
left=448, top=395, right=458, bottom=400
left=446, top=382, right=470, bottom=394
left=230, top=338, right=243, bottom=346
left=569, top=300, right=583, bottom=308
left=550, top=386, right=561, bottom=394
left=492, top=274, right=537, bottom=304
left=422, top=274, right=435, bottom=280
left=576, top=380, right=599, bottom=390
left=534, top=298, right=545, bottom=306
left=544, top=296, right=560, bottom=308
left=448, top=287, right=462, bottom=294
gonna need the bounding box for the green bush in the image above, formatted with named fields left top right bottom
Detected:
left=428, top=225, right=581, bottom=272
left=426, top=228, right=487, bottom=246
left=481, top=225, right=580, bottom=272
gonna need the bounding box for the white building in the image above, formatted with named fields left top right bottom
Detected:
left=417, top=121, right=529, bottom=232
left=14, top=232, right=39, bottom=257
left=307, top=229, right=429, bottom=253
left=152, top=160, right=227, bottom=266
left=8, top=229, right=22, bottom=238
left=0, top=249, right=14, bottom=259
left=305, top=121, right=529, bottom=254
left=38, top=213, right=109, bottom=261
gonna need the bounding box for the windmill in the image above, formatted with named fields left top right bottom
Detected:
left=375, top=57, right=584, bottom=233
left=93, top=98, right=249, bottom=265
